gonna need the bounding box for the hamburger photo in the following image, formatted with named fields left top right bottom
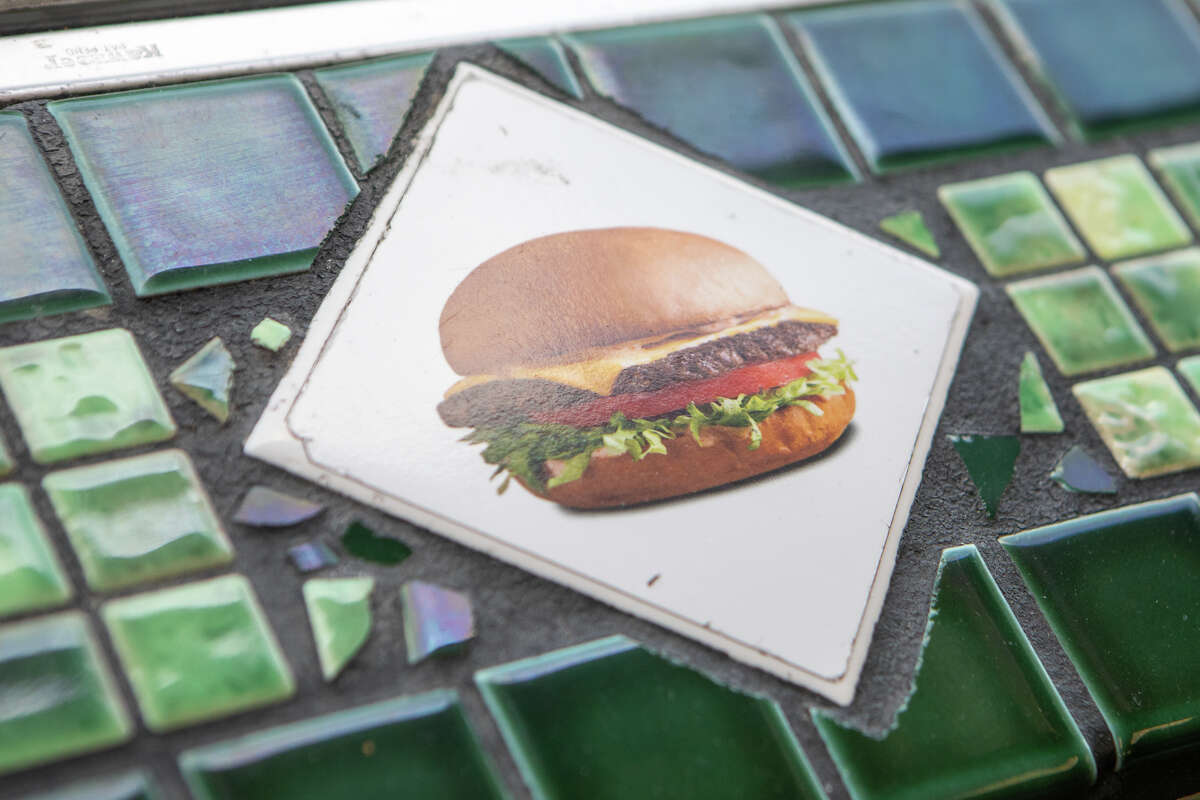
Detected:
left=436, top=227, right=857, bottom=509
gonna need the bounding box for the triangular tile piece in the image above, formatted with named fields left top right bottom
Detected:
left=1051, top=446, right=1116, bottom=494
left=303, top=577, right=374, bottom=681
left=169, top=337, right=235, bottom=424
left=879, top=210, right=939, bottom=258
left=497, top=37, right=584, bottom=99
left=401, top=581, right=474, bottom=663
left=233, top=486, right=324, bottom=527
left=948, top=434, right=1019, bottom=517
left=1018, top=351, right=1064, bottom=433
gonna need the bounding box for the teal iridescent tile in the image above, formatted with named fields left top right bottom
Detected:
left=1073, top=367, right=1200, bottom=479
left=49, top=75, right=358, bottom=296
left=476, top=636, right=826, bottom=800
left=43, top=449, right=233, bottom=592
left=1002, top=494, right=1200, bottom=765
left=0, top=328, right=176, bottom=464
left=233, top=486, right=323, bottom=527
left=878, top=210, right=939, bottom=258
left=303, top=577, right=373, bottom=681
left=992, top=0, right=1200, bottom=139
left=0, top=611, right=132, bottom=776
left=814, top=545, right=1094, bottom=799
left=565, top=15, right=856, bottom=188
left=1149, top=142, right=1200, bottom=230
left=498, top=37, right=584, bottom=99
left=0, top=483, right=71, bottom=619
left=180, top=691, right=507, bottom=800
left=0, top=113, right=108, bottom=323
left=402, top=581, right=474, bottom=664
left=1006, top=267, right=1155, bottom=376
left=948, top=434, right=1019, bottom=517
left=169, top=337, right=235, bottom=423
left=1050, top=446, right=1116, bottom=494
left=938, top=171, right=1085, bottom=277
left=785, top=1, right=1054, bottom=173
left=102, top=574, right=295, bottom=732
left=1044, top=156, right=1192, bottom=261
left=314, top=53, right=433, bottom=172
left=1018, top=352, right=1064, bottom=434
left=24, top=770, right=162, bottom=800
left=1113, top=248, right=1200, bottom=353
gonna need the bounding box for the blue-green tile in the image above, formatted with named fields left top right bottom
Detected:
left=498, top=37, right=583, bottom=99
left=22, top=770, right=162, bottom=800
left=0, top=483, right=71, bottom=619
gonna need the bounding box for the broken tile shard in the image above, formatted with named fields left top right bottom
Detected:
left=1018, top=351, right=1064, bottom=433
left=250, top=317, right=292, bottom=352
left=341, top=520, right=411, bottom=564
left=948, top=434, right=1020, bottom=517
left=287, top=541, right=338, bottom=573
left=303, top=577, right=373, bottom=681
left=1051, top=446, right=1117, bottom=494
left=879, top=210, right=939, bottom=257
left=169, top=337, right=235, bottom=424
left=233, top=486, right=323, bottom=527
left=402, top=581, right=474, bottom=663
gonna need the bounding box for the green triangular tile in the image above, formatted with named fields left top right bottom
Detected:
left=1018, top=351, right=1064, bottom=433
left=303, top=577, right=374, bottom=681
left=169, top=337, right=234, bottom=424
left=880, top=210, right=939, bottom=258
left=948, top=434, right=1020, bottom=517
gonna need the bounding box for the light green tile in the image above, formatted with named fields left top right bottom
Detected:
left=0, top=434, right=13, bottom=478
left=1112, top=247, right=1200, bottom=352
left=1074, top=366, right=1200, bottom=478
left=1007, top=266, right=1155, bottom=376
left=43, top=449, right=233, bottom=593
left=0, top=483, right=71, bottom=619
left=1045, top=155, right=1192, bottom=260
left=102, top=574, right=295, bottom=732
left=303, top=577, right=374, bottom=681
left=879, top=209, right=939, bottom=258
left=169, top=337, right=234, bottom=424
left=939, top=171, right=1085, bottom=276
left=1018, top=351, right=1065, bottom=433
left=250, top=317, right=292, bottom=352
left=0, top=328, right=176, bottom=464
left=1178, top=354, right=1200, bottom=394
left=1149, top=141, right=1200, bottom=230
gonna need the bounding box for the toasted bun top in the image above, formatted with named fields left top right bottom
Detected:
left=439, top=227, right=790, bottom=375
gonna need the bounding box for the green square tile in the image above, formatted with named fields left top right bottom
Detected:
left=102, top=574, right=295, bottom=732
left=1150, top=141, right=1200, bottom=230
left=0, top=328, right=176, bottom=464
left=1178, top=354, right=1200, bottom=393
left=1044, top=155, right=1192, bottom=260
left=0, top=611, right=132, bottom=776
left=1007, top=266, right=1155, bottom=376
left=1073, top=366, right=1200, bottom=478
left=43, top=449, right=233, bottom=592
left=0, top=483, right=71, bottom=618
left=938, top=171, right=1085, bottom=276
left=1113, top=248, right=1200, bottom=352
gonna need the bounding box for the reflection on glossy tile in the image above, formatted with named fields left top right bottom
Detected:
left=0, top=612, right=132, bottom=776
left=939, top=171, right=1085, bottom=277
left=815, top=545, right=1094, bottom=798
left=1149, top=142, right=1200, bottom=230
left=24, top=770, right=161, bottom=800
left=993, top=0, right=1200, bottom=139
left=314, top=53, right=433, bottom=172
left=1113, top=248, right=1200, bottom=353
left=1007, top=267, right=1155, bottom=376
left=342, top=520, right=411, bottom=565
left=1050, top=446, right=1116, bottom=494
left=232, top=486, right=323, bottom=527
left=0, top=483, right=71, bottom=619
left=250, top=317, right=291, bottom=352
left=402, top=581, right=473, bottom=664
left=0, top=328, right=176, bottom=464
left=878, top=210, right=939, bottom=258
left=1018, top=352, right=1064, bottom=433
left=948, top=434, right=1019, bottom=518
left=477, top=635, right=826, bottom=800
left=0, top=113, right=108, bottom=324
left=1002, top=494, right=1200, bottom=765
left=1044, top=156, right=1192, bottom=261
left=304, top=577, right=373, bottom=681
left=43, top=449, right=232, bottom=592
left=102, top=574, right=295, bottom=732
left=787, top=1, right=1053, bottom=173
left=49, top=75, right=358, bottom=295
left=565, top=15, right=855, bottom=188
left=169, top=337, right=235, bottom=424
left=1073, top=367, right=1200, bottom=478
left=287, top=541, right=337, bottom=573
left=498, top=37, right=584, bottom=99
left=180, top=690, right=507, bottom=799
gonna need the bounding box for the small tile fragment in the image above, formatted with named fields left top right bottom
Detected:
left=948, top=434, right=1019, bottom=517
left=342, top=520, right=411, bottom=564
left=1050, top=446, right=1116, bottom=494
left=0, top=483, right=72, bottom=619
left=286, top=541, right=338, bottom=573
left=1149, top=141, right=1200, bottom=230
left=250, top=317, right=291, bottom=351
left=303, top=577, right=374, bottom=681
left=1177, top=354, right=1200, bottom=394
left=814, top=545, right=1095, bottom=797
left=169, top=337, right=235, bottom=423
left=180, top=691, right=507, bottom=799
left=1073, top=367, right=1200, bottom=479
left=233, top=486, right=323, bottom=527
left=1018, top=351, right=1064, bottom=433
left=102, top=574, right=295, bottom=732
left=22, top=770, right=161, bottom=800
left=0, top=434, right=12, bottom=478
left=879, top=210, right=939, bottom=258
left=1112, top=248, right=1200, bottom=353
left=498, top=37, right=584, bottom=99
left=1044, top=155, right=1192, bottom=260
left=402, top=581, right=474, bottom=663
left=938, top=171, right=1085, bottom=277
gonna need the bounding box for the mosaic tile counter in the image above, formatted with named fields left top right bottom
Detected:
left=5, top=0, right=1200, bottom=797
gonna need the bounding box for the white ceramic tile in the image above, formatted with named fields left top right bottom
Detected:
left=246, top=65, right=977, bottom=704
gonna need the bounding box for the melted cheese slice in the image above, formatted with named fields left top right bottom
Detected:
left=444, top=306, right=836, bottom=398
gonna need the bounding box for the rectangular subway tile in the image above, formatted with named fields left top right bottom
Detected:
left=0, top=483, right=72, bottom=619
left=1149, top=141, right=1200, bottom=231
left=1112, top=248, right=1200, bottom=353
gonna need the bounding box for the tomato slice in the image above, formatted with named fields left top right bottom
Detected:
left=532, top=351, right=821, bottom=427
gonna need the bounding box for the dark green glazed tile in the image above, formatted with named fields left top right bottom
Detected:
left=49, top=75, right=358, bottom=296
left=0, top=483, right=72, bottom=619
left=180, top=690, right=508, bottom=800
left=1050, top=446, right=1116, bottom=495
left=1045, top=156, right=1192, bottom=261
left=948, top=434, right=1019, bottom=517
left=476, top=635, right=826, bottom=800
left=1073, top=366, right=1200, bottom=478
left=303, top=577, right=373, bottom=681
left=1113, top=248, right=1200, bottom=353
left=992, top=0, right=1200, bottom=139
left=0, top=328, right=176, bottom=464
left=1149, top=142, right=1200, bottom=230
left=1002, top=494, right=1200, bottom=765
left=102, top=574, right=295, bottom=732
left=938, top=171, right=1085, bottom=277
left=314, top=53, right=433, bottom=172
left=814, top=545, right=1095, bottom=800
left=0, top=611, right=133, bottom=776
left=785, top=0, right=1054, bottom=173
left=1006, top=267, right=1155, bottom=376
left=169, top=337, right=235, bottom=424
left=878, top=210, right=939, bottom=258
left=1018, top=352, right=1064, bottom=434
left=43, top=449, right=233, bottom=592
left=342, top=520, right=411, bottom=564
left=24, top=770, right=162, bottom=800
left=0, top=113, right=109, bottom=324
left=565, top=15, right=856, bottom=188
left=498, top=37, right=584, bottom=99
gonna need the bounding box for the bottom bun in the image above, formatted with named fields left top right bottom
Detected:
left=519, top=386, right=855, bottom=509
